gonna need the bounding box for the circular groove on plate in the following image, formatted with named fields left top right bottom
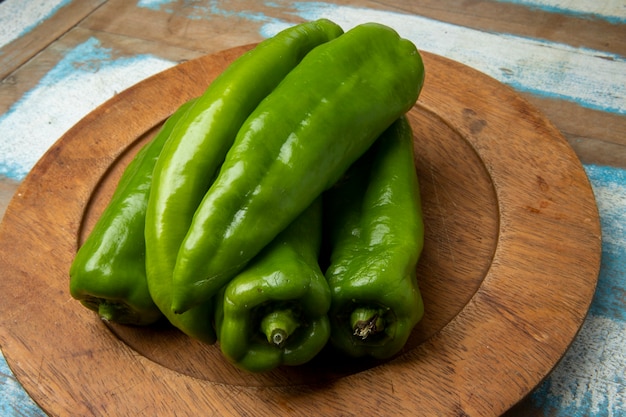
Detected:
left=82, top=103, right=499, bottom=386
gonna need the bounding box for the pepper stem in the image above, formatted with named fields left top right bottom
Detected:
left=98, top=302, right=117, bottom=322
left=260, top=309, right=300, bottom=348
left=351, top=307, right=385, bottom=340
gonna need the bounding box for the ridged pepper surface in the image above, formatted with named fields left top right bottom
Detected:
left=69, top=99, right=195, bottom=325
left=324, top=116, right=425, bottom=359
left=214, top=198, right=330, bottom=372
left=145, top=19, right=342, bottom=343
left=171, top=22, right=425, bottom=313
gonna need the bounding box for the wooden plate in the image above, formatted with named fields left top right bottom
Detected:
left=0, top=45, right=601, bottom=416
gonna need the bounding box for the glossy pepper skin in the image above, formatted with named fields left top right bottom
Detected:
left=145, top=19, right=342, bottom=342
left=214, top=198, right=330, bottom=373
left=68, top=99, right=196, bottom=325
left=324, top=116, right=425, bottom=359
left=171, top=22, right=425, bottom=313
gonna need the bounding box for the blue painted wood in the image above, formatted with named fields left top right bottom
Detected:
left=531, top=165, right=626, bottom=416
left=0, top=37, right=173, bottom=180
left=270, top=3, right=626, bottom=114
left=0, top=358, right=46, bottom=417
left=0, top=0, right=71, bottom=48
left=493, top=0, right=626, bottom=24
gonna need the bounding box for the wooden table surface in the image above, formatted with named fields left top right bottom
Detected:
left=0, top=1, right=624, bottom=416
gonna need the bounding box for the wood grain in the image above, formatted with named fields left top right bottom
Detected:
left=0, top=45, right=601, bottom=416
left=0, top=176, right=19, bottom=221
left=523, top=94, right=626, bottom=167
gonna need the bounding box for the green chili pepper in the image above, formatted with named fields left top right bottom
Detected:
left=323, top=115, right=425, bottom=359
left=171, top=22, right=425, bottom=314
left=68, top=98, right=196, bottom=325
left=214, top=198, right=330, bottom=372
left=145, top=19, right=342, bottom=343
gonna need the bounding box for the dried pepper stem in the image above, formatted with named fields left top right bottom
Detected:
left=350, top=307, right=385, bottom=340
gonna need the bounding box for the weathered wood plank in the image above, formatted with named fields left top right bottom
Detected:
left=82, top=0, right=626, bottom=56
left=376, top=0, right=626, bottom=55
left=0, top=27, right=206, bottom=180
left=0, top=0, right=107, bottom=80
left=75, top=0, right=626, bottom=169
left=80, top=0, right=269, bottom=53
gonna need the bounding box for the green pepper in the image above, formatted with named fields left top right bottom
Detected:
left=171, top=22, right=425, bottom=314
left=324, top=116, right=425, bottom=359
left=145, top=19, right=342, bottom=343
left=68, top=98, right=196, bottom=325
left=214, top=198, right=330, bottom=372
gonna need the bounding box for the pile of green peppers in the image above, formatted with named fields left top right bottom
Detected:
left=69, top=18, right=426, bottom=372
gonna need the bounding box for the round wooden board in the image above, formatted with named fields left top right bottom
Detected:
left=0, top=45, right=601, bottom=416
